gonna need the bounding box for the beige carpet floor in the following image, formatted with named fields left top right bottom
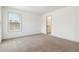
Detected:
left=0, top=33, right=79, bottom=52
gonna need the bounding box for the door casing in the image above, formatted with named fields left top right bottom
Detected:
left=46, top=15, right=52, bottom=34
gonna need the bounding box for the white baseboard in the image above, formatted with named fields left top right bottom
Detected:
left=52, top=34, right=79, bottom=43
left=3, top=32, right=43, bottom=40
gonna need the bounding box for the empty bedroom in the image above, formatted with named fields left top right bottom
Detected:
left=0, top=6, right=79, bottom=52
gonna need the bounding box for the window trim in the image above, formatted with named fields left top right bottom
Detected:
left=7, top=11, right=22, bottom=32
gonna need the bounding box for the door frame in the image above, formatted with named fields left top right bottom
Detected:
left=46, top=15, right=52, bottom=34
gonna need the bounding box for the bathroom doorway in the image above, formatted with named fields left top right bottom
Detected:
left=46, top=16, right=52, bottom=35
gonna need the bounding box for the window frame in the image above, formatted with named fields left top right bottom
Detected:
left=7, top=12, right=22, bottom=32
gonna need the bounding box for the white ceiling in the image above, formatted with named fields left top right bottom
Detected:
left=8, top=6, right=66, bottom=14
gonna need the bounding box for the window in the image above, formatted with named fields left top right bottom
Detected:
left=8, top=12, right=22, bottom=32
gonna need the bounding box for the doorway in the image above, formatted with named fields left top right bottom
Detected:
left=46, top=16, right=52, bottom=35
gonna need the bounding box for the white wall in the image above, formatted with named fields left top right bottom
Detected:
left=42, top=7, right=79, bottom=42
left=2, top=7, right=42, bottom=39
left=0, top=6, right=2, bottom=42
left=75, top=7, right=79, bottom=40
